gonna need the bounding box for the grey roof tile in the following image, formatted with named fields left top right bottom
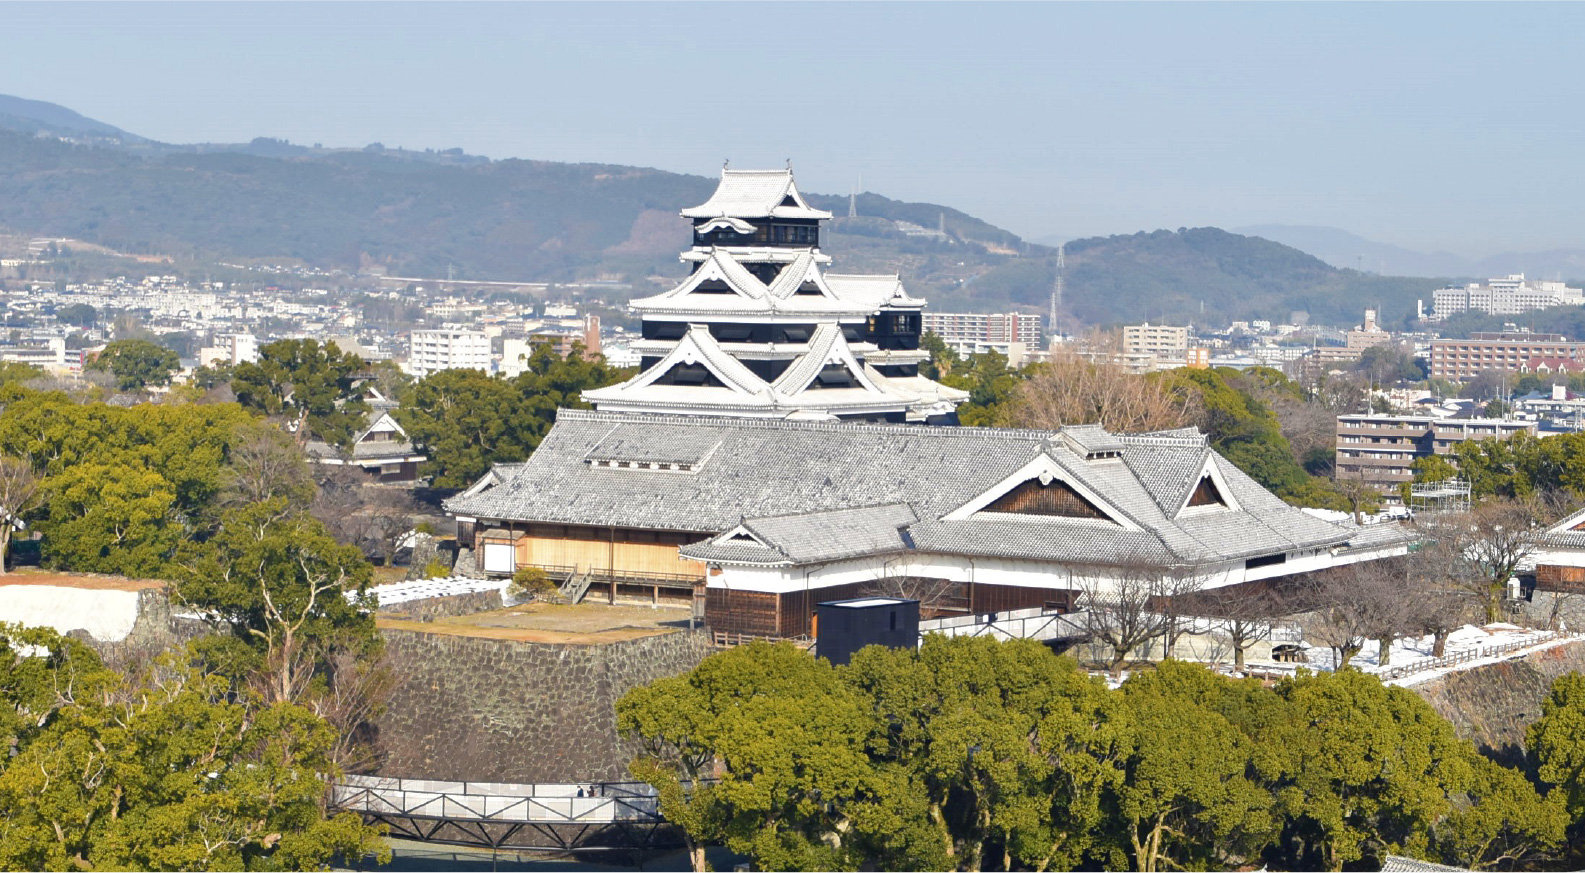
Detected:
left=445, top=410, right=1357, bottom=568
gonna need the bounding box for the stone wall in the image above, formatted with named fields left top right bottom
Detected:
left=371, top=627, right=712, bottom=783
left=1412, top=640, right=1585, bottom=766
left=377, top=589, right=503, bottom=622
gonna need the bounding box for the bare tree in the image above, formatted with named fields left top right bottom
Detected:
left=1012, top=342, right=1199, bottom=433
left=860, top=574, right=962, bottom=619
left=310, top=647, right=396, bottom=774
left=313, top=467, right=416, bottom=565
left=1183, top=584, right=1284, bottom=672
left=1425, top=499, right=1540, bottom=624
left=0, top=455, right=40, bottom=574
left=1403, top=532, right=1475, bottom=656
left=223, top=421, right=316, bottom=508
left=1299, top=561, right=1409, bottom=670
left=1073, top=560, right=1194, bottom=675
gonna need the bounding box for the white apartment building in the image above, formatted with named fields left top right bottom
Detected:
left=1122, top=323, right=1189, bottom=359
left=409, top=329, right=491, bottom=377
left=196, top=333, right=259, bottom=367
left=1431, top=274, right=1584, bottom=320
left=922, top=312, right=1043, bottom=360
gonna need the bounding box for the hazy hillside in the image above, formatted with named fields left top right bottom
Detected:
left=957, top=227, right=1444, bottom=329
left=0, top=96, right=1454, bottom=328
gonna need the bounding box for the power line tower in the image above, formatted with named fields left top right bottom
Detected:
left=1049, top=243, right=1065, bottom=345
left=848, top=188, right=857, bottom=218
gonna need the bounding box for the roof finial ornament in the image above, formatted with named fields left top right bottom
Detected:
left=723, top=158, right=730, bottom=170
left=786, top=158, right=792, bottom=173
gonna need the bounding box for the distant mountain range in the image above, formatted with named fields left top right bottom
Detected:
left=0, top=93, right=1446, bottom=327
left=1235, top=224, right=1585, bottom=283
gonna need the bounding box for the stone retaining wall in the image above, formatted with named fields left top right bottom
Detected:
left=371, top=627, right=712, bottom=783
left=378, top=589, right=504, bottom=622
left=1412, top=640, right=1585, bottom=767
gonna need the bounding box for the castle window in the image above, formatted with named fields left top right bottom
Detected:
left=1187, top=476, right=1228, bottom=508
left=984, top=478, right=1110, bottom=520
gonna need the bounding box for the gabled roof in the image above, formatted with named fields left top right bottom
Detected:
left=771, top=324, right=889, bottom=399
left=681, top=169, right=833, bottom=221
left=824, top=273, right=926, bottom=309
left=683, top=504, right=917, bottom=565
left=584, top=325, right=773, bottom=405
left=447, top=410, right=1360, bottom=571
left=766, top=252, right=835, bottom=300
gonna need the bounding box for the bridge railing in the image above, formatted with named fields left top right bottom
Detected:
left=332, top=775, right=663, bottom=824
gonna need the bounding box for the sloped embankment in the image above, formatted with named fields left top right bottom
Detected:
left=1412, top=641, right=1585, bottom=766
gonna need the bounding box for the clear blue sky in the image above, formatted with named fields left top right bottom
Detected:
left=4, top=2, right=1581, bottom=256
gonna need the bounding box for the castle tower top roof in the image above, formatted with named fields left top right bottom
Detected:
left=681, top=169, right=833, bottom=221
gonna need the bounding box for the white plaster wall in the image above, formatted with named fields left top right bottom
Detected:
left=0, top=586, right=142, bottom=642
left=708, top=544, right=1407, bottom=598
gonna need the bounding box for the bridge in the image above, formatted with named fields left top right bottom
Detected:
left=332, top=775, right=679, bottom=855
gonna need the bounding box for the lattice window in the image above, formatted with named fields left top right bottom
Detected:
left=984, top=478, right=1110, bottom=520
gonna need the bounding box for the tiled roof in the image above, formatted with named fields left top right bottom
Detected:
left=680, top=169, right=832, bottom=221
left=824, top=273, right=925, bottom=309
left=684, top=503, right=917, bottom=565
left=447, top=410, right=1358, bottom=569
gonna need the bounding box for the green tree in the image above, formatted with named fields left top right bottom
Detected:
left=1528, top=672, right=1585, bottom=827
left=176, top=500, right=376, bottom=705
left=1264, top=670, right=1470, bottom=871
left=0, top=627, right=388, bottom=871
left=231, top=339, right=367, bottom=449
left=397, top=369, right=535, bottom=490
left=39, top=463, right=180, bottom=577
left=54, top=302, right=98, bottom=328
left=398, top=344, right=630, bottom=489
left=1116, top=674, right=1275, bottom=872
left=87, top=339, right=180, bottom=391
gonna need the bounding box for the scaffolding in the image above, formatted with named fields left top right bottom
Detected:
left=1408, top=478, right=1472, bottom=515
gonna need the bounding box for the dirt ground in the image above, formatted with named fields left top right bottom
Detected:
left=0, top=569, right=166, bottom=591
left=376, top=601, right=694, bottom=645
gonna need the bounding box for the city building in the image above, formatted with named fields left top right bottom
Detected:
left=446, top=410, right=1410, bottom=638
left=1346, top=308, right=1392, bottom=351
left=584, top=168, right=966, bottom=422
left=0, top=337, right=71, bottom=373
left=408, top=328, right=490, bottom=377
left=923, top=311, right=1045, bottom=359
left=1431, top=274, right=1584, bottom=320
left=1122, top=323, right=1189, bottom=361
left=1335, top=413, right=1536, bottom=490
left=1428, top=332, right=1585, bottom=381
left=196, top=333, right=259, bottom=367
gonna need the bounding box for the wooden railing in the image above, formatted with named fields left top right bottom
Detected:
left=1375, top=631, right=1575, bottom=681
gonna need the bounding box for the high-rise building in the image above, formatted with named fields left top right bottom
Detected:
left=583, top=169, right=966, bottom=423
left=1335, top=413, right=1535, bottom=490
left=922, top=311, right=1044, bottom=359
left=1122, top=323, right=1189, bottom=361
left=1428, top=332, right=1584, bottom=380
left=408, top=328, right=490, bottom=377
left=1431, top=274, right=1584, bottom=320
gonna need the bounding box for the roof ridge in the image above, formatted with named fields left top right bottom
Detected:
left=558, top=407, right=1201, bottom=442
left=742, top=500, right=916, bottom=523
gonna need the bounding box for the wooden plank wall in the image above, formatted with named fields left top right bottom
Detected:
left=1537, top=564, right=1585, bottom=593
left=517, top=536, right=705, bottom=580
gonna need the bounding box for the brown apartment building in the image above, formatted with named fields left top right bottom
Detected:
left=1335, top=413, right=1535, bottom=490
left=1429, top=332, right=1584, bottom=380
